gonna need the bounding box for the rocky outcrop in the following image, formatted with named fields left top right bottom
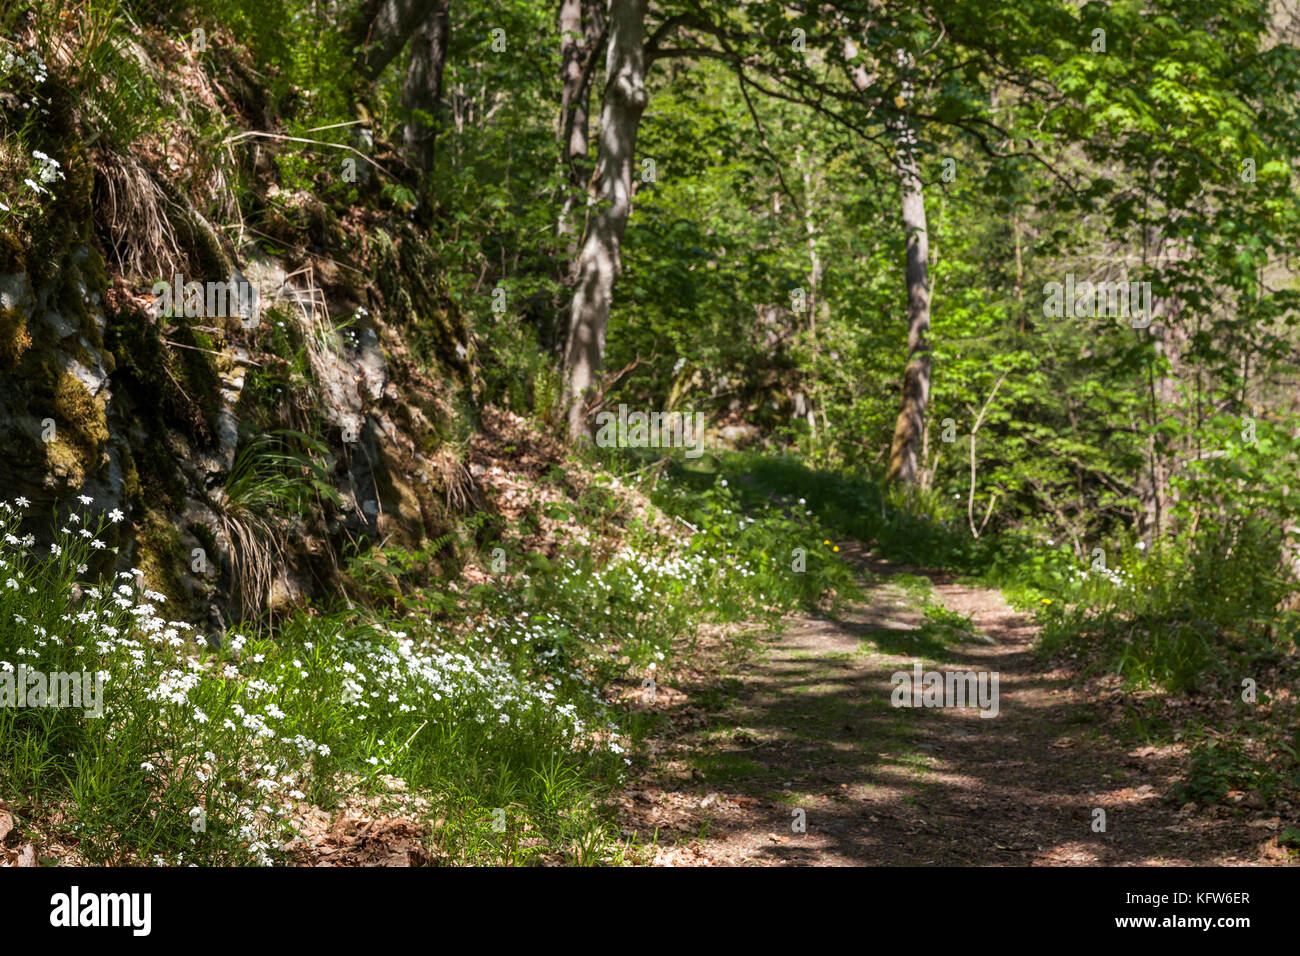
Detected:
left=0, top=22, right=483, bottom=637
left=0, top=225, right=476, bottom=637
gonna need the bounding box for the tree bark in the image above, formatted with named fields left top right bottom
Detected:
left=885, top=113, right=932, bottom=484
left=352, top=0, right=430, bottom=81
left=799, top=141, right=823, bottom=437
left=841, top=34, right=934, bottom=483
left=561, top=0, right=649, bottom=439
left=798, top=143, right=823, bottom=333
left=557, top=0, right=604, bottom=260
left=559, top=0, right=588, bottom=182
left=401, top=0, right=451, bottom=174
left=559, top=0, right=604, bottom=182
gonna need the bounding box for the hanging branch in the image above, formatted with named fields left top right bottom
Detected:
left=733, top=66, right=804, bottom=218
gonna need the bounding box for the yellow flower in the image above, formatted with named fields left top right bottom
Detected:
left=832, top=546, right=840, bottom=553
left=1040, top=598, right=1052, bottom=605
left=823, top=540, right=830, bottom=546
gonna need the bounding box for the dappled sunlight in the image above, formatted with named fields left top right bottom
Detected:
left=627, top=551, right=1281, bottom=866
left=1, top=0, right=1296, bottom=886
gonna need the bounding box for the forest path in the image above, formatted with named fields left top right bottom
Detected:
left=621, top=542, right=1280, bottom=866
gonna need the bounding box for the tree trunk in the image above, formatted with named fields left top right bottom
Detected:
left=1138, top=300, right=1181, bottom=542
left=352, top=0, right=430, bottom=81
left=798, top=142, right=823, bottom=333
left=885, top=114, right=933, bottom=484
left=559, top=0, right=588, bottom=185
left=561, top=0, right=649, bottom=439
left=559, top=0, right=604, bottom=182
left=799, top=142, right=823, bottom=438
left=841, top=34, right=934, bottom=483
left=401, top=0, right=451, bottom=174
left=557, top=0, right=604, bottom=259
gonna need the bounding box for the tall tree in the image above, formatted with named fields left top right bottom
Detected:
left=401, top=0, right=452, bottom=174
left=558, top=0, right=605, bottom=246
left=350, top=0, right=430, bottom=81
left=350, top=0, right=451, bottom=176
left=883, top=81, right=931, bottom=483
left=561, top=0, right=650, bottom=438
left=842, top=36, right=931, bottom=483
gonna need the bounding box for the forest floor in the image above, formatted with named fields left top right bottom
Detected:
left=620, top=542, right=1292, bottom=866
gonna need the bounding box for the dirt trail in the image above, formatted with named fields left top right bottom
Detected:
left=622, top=543, right=1282, bottom=866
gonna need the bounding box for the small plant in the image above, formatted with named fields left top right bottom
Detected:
left=212, top=429, right=339, bottom=620
left=1172, top=740, right=1265, bottom=806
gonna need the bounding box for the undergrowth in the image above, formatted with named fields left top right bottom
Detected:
left=0, top=446, right=856, bottom=865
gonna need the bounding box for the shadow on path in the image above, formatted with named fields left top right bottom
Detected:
left=622, top=543, right=1280, bottom=866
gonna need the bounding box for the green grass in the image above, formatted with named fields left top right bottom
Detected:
left=0, top=446, right=859, bottom=865
left=691, top=752, right=768, bottom=783
left=8, top=443, right=1298, bottom=862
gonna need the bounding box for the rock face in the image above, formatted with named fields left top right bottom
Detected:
left=1, top=252, right=124, bottom=520
left=0, top=25, right=479, bottom=639
left=0, top=228, right=475, bottom=638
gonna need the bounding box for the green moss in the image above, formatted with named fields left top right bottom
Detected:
left=72, top=338, right=98, bottom=370
left=41, top=371, right=110, bottom=487
left=131, top=433, right=188, bottom=512
left=44, top=436, right=88, bottom=486
left=121, top=450, right=142, bottom=501
left=80, top=243, right=108, bottom=298
left=136, top=508, right=193, bottom=618
left=105, top=303, right=223, bottom=447
left=60, top=244, right=109, bottom=343
left=189, top=215, right=232, bottom=281
left=0, top=230, right=25, bottom=274
left=49, top=129, right=93, bottom=233
left=35, top=369, right=107, bottom=489
left=173, top=326, right=226, bottom=436
left=0, top=305, right=32, bottom=370
left=58, top=281, right=91, bottom=339
left=187, top=521, right=218, bottom=560
left=53, top=371, right=110, bottom=448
